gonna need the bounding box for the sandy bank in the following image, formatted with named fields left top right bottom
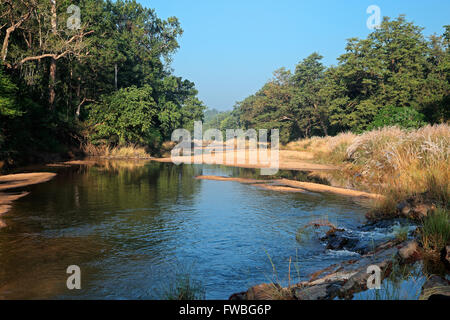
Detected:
left=150, top=149, right=335, bottom=171
left=0, top=172, right=57, bottom=224
left=274, top=179, right=384, bottom=199
left=195, top=176, right=266, bottom=184
left=195, top=175, right=383, bottom=199
left=250, top=184, right=308, bottom=193
left=0, top=172, right=56, bottom=191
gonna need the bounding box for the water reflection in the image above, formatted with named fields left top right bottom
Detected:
left=0, top=161, right=368, bottom=299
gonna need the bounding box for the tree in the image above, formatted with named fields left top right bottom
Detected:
left=232, top=15, right=449, bottom=143
left=0, top=68, right=20, bottom=117
left=0, top=0, right=205, bottom=164
left=87, top=85, right=160, bottom=146
left=291, top=53, right=329, bottom=137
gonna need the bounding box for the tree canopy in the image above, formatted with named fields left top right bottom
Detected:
left=0, top=0, right=205, bottom=164
left=230, top=16, right=449, bottom=144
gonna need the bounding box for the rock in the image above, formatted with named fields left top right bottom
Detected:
left=322, top=230, right=362, bottom=253
left=325, top=227, right=345, bottom=237
left=338, top=258, right=393, bottom=299
left=293, top=282, right=343, bottom=300
left=229, top=291, right=247, bottom=300
left=322, top=230, right=375, bottom=255
left=420, top=275, right=450, bottom=300
left=397, top=201, right=411, bottom=215
left=396, top=197, right=436, bottom=220
left=398, top=241, right=421, bottom=263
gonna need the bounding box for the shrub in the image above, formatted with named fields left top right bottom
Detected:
left=421, top=207, right=450, bottom=253
left=160, top=273, right=206, bottom=300
left=368, top=105, right=426, bottom=130
left=87, top=85, right=164, bottom=147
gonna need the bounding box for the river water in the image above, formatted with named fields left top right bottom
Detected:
left=0, top=160, right=368, bottom=299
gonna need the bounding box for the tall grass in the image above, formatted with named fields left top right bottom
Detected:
left=82, top=142, right=151, bottom=159
left=159, top=272, right=206, bottom=300
left=286, top=125, right=450, bottom=216
left=261, top=250, right=302, bottom=299
left=421, top=207, right=450, bottom=253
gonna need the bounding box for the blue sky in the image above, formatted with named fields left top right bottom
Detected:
left=140, top=0, right=450, bottom=111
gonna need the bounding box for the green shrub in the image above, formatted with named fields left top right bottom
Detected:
left=160, top=273, right=206, bottom=300
left=368, top=105, right=426, bottom=130
left=421, top=207, right=450, bottom=252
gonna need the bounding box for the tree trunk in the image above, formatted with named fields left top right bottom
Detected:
left=49, top=0, right=57, bottom=109
left=1, top=10, right=32, bottom=63
left=114, top=63, right=118, bottom=90
left=319, top=116, right=328, bottom=136
left=314, top=104, right=328, bottom=137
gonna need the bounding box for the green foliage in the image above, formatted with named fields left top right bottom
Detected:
left=393, top=224, right=410, bottom=242
left=203, top=108, right=239, bottom=134
left=368, top=106, right=426, bottom=130
left=0, top=0, right=205, bottom=164
left=160, top=272, right=206, bottom=300
left=421, top=207, right=450, bottom=252
left=0, top=69, right=21, bottom=117
left=87, top=85, right=161, bottom=146
left=232, top=16, right=449, bottom=139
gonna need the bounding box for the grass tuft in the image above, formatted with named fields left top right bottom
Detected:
left=160, top=273, right=206, bottom=300
left=82, top=142, right=151, bottom=159
left=420, top=207, right=450, bottom=253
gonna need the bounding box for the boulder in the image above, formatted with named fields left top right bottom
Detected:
left=293, top=282, right=343, bottom=300
left=322, top=231, right=375, bottom=255
left=420, top=275, right=450, bottom=300
left=229, top=291, right=247, bottom=300
left=396, top=197, right=436, bottom=220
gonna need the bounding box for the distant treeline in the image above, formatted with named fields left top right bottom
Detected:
left=207, top=16, right=449, bottom=144
left=0, top=0, right=205, bottom=165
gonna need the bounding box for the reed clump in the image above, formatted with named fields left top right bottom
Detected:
left=82, top=142, right=151, bottom=159
left=286, top=125, right=450, bottom=215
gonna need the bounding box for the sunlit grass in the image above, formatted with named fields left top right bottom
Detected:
left=82, top=142, right=151, bottom=159
left=286, top=125, right=449, bottom=218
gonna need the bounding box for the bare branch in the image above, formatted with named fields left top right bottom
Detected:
left=1, top=9, right=33, bottom=61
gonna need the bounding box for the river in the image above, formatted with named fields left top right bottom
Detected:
left=0, top=160, right=368, bottom=299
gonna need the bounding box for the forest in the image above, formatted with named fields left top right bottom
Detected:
left=0, top=0, right=205, bottom=167
left=1, top=2, right=449, bottom=166
left=208, top=16, right=449, bottom=144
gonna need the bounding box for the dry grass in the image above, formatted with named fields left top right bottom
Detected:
left=82, top=143, right=151, bottom=159
left=286, top=125, right=450, bottom=216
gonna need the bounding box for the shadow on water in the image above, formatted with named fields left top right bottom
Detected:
left=0, top=160, right=368, bottom=299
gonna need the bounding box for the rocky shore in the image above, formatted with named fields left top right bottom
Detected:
left=230, top=217, right=450, bottom=301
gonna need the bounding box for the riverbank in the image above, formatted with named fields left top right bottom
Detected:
left=195, top=176, right=383, bottom=199
left=150, top=148, right=335, bottom=172
left=231, top=237, right=450, bottom=300
left=0, top=172, right=56, bottom=225
left=224, top=125, right=449, bottom=300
